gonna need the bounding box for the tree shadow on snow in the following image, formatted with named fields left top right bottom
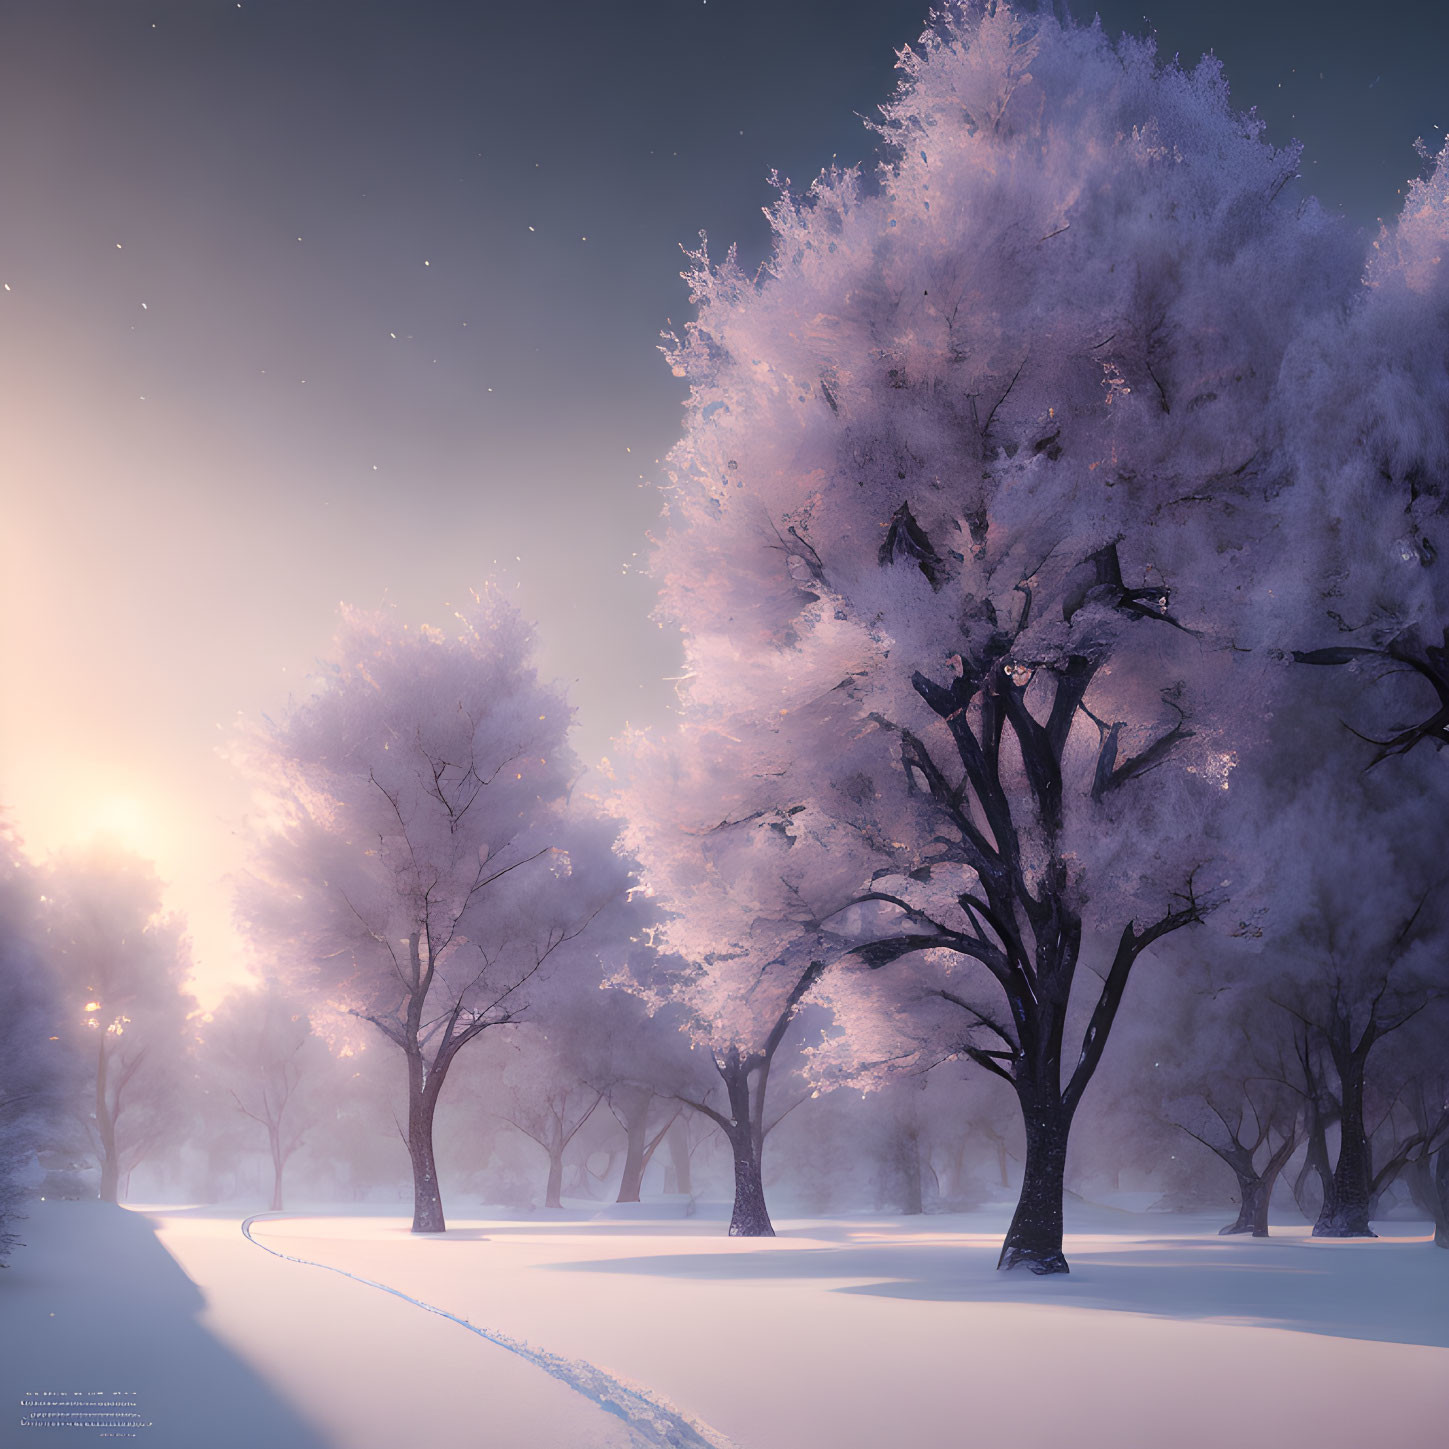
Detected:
left=0, top=1200, right=330, bottom=1449
left=548, top=1215, right=1449, bottom=1349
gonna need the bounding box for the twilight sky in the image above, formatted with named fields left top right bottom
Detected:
left=2, top=0, right=1445, bottom=1001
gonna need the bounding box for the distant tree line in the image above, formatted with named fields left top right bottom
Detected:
left=3, top=4, right=1447, bottom=1273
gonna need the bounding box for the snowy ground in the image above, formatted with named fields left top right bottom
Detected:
left=3, top=1198, right=1446, bottom=1449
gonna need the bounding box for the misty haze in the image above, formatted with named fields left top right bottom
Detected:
left=1, top=3, right=1446, bottom=1448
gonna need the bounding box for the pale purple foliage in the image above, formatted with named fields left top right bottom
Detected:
left=0, top=829, right=71, bottom=1256
left=640, top=3, right=1395, bottom=1266
left=235, top=589, right=631, bottom=1230
left=237, top=593, right=623, bottom=1039
left=1282, top=143, right=1449, bottom=760
left=42, top=845, right=194, bottom=1204
left=652, top=3, right=1351, bottom=1068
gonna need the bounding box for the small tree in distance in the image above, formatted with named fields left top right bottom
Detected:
left=491, top=1025, right=602, bottom=1210
left=0, top=826, right=72, bottom=1258
left=202, top=980, right=329, bottom=1212
left=45, top=845, right=192, bottom=1204
left=237, top=592, right=631, bottom=1233
left=615, top=696, right=878, bottom=1236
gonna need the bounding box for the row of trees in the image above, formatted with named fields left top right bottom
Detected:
left=2, top=795, right=1441, bottom=1239
left=4, top=4, right=1446, bottom=1272
left=621, top=3, right=1449, bottom=1269
left=0, top=743, right=1443, bottom=1255
left=0, top=835, right=192, bottom=1256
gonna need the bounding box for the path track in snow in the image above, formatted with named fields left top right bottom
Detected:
left=240, top=1214, right=734, bottom=1449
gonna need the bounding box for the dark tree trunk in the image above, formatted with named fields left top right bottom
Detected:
left=545, top=1146, right=564, bottom=1210
left=1315, top=1050, right=1376, bottom=1238
left=610, top=1091, right=676, bottom=1204
left=857, top=542, right=1210, bottom=1275
left=616, top=1111, right=648, bottom=1203
left=665, top=1116, right=692, bottom=1198
left=1222, top=1173, right=1272, bottom=1237
left=727, top=1128, right=774, bottom=1237
left=1290, top=1031, right=1339, bottom=1223
left=1404, top=1155, right=1435, bottom=1221
left=407, top=1064, right=445, bottom=1234
left=940, top=1133, right=971, bottom=1206
left=1295, top=1113, right=1336, bottom=1222
left=364, top=928, right=508, bottom=1235
left=95, top=1042, right=119, bottom=1205
left=1405, top=1152, right=1449, bottom=1248
left=679, top=963, right=822, bottom=1239
left=1222, top=1170, right=1269, bottom=1240
left=1254, top=1145, right=1294, bottom=1236
left=269, top=1125, right=285, bottom=1212
left=98, top=1151, right=120, bottom=1205
left=1437, top=1152, right=1449, bottom=1250
left=715, top=1051, right=776, bottom=1236
left=1212, top=1128, right=1296, bottom=1238
left=998, top=1091, right=1070, bottom=1274
left=898, top=1126, right=924, bottom=1215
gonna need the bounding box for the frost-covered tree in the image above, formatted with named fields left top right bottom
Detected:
left=937, top=1069, right=1022, bottom=1200
left=44, top=846, right=192, bottom=1204
left=1241, top=676, right=1449, bottom=1237
left=184, top=1067, right=264, bottom=1204
left=588, top=993, right=704, bottom=1206
left=1264, top=152, right=1449, bottom=1233
left=1287, top=143, right=1449, bottom=764
left=1085, top=932, right=1305, bottom=1234
left=606, top=1083, right=678, bottom=1204
left=0, top=826, right=71, bottom=1260
left=299, top=1032, right=407, bottom=1203
left=615, top=705, right=877, bottom=1235
left=1279, top=922, right=1446, bottom=1240
left=1167, top=1018, right=1301, bottom=1238
left=236, top=593, right=630, bottom=1233
left=490, top=1025, right=602, bottom=1210
left=651, top=4, right=1354, bottom=1271
left=202, top=981, right=330, bottom=1211
left=1284, top=1020, right=1340, bottom=1223
left=1356, top=1014, right=1449, bottom=1224
left=1400, top=1062, right=1449, bottom=1248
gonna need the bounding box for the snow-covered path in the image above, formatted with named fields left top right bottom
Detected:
left=220, top=1207, right=1449, bottom=1449
left=237, top=1211, right=733, bottom=1449
left=147, top=1208, right=649, bottom=1449
left=7, top=1201, right=1445, bottom=1449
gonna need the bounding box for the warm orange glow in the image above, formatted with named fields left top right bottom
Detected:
left=21, top=782, right=182, bottom=868
left=89, top=795, right=162, bottom=853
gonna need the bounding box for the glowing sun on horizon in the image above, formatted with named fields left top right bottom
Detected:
left=87, top=794, right=162, bottom=854
left=20, top=781, right=183, bottom=875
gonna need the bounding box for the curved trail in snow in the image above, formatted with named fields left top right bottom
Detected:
left=240, top=1213, right=734, bottom=1449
